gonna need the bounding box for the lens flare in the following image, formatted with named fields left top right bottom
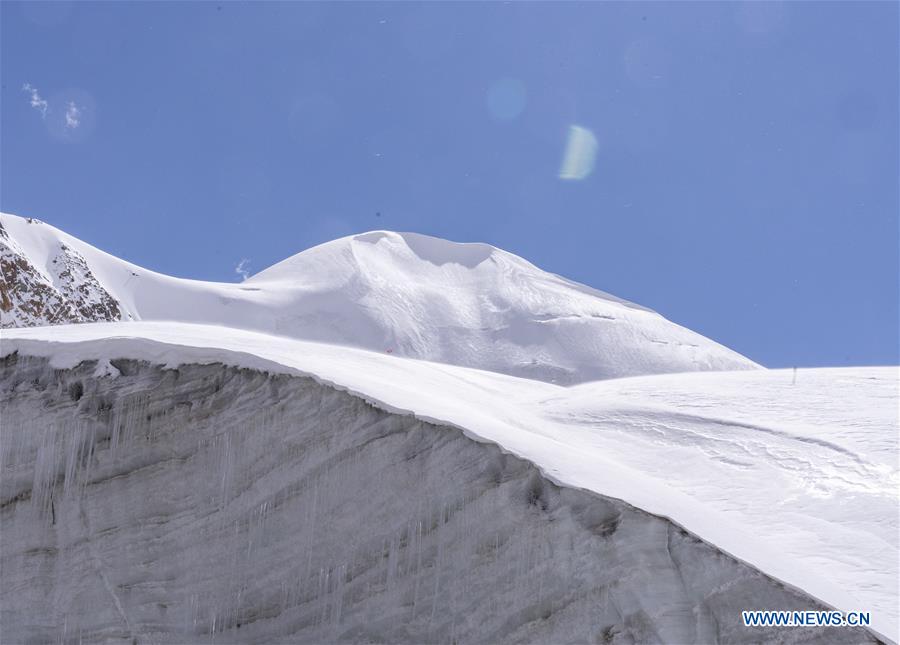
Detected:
left=558, top=125, right=598, bottom=180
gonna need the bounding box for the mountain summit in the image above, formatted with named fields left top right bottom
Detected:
left=0, top=212, right=757, bottom=383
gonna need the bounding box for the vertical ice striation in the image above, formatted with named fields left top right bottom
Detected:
left=0, top=354, right=882, bottom=644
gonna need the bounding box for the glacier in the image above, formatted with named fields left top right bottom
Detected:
left=0, top=350, right=887, bottom=644
left=1, top=323, right=896, bottom=643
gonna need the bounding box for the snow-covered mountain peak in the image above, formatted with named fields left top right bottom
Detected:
left=249, top=230, right=506, bottom=284
left=249, top=228, right=646, bottom=311
left=354, top=230, right=497, bottom=269
left=0, top=211, right=759, bottom=383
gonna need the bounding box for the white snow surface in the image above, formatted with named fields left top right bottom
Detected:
left=1, top=212, right=758, bottom=383
left=2, top=322, right=896, bottom=642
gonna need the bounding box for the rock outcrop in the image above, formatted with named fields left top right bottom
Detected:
left=0, top=220, right=122, bottom=328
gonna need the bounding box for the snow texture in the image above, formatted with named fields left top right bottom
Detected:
left=2, top=322, right=896, bottom=642
left=0, top=212, right=757, bottom=384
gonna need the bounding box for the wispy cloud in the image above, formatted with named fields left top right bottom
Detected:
left=22, top=83, right=48, bottom=118
left=235, top=259, right=251, bottom=281
left=65, top=101, right=81, bottom=129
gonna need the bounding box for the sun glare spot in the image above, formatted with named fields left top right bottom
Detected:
left=486, top=78, right=527, bottom=121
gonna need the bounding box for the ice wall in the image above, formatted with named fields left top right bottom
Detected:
left=0, top=354, right=880, bottom=644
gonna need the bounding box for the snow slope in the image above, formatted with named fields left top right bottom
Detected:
left=2, top=322, right=896, bottom=642
left=0, top=212, right=758, bottom=383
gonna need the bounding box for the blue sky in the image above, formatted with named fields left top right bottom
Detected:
left=2, top=1, right=897, bottom=368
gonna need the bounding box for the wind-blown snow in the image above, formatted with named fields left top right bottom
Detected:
left=0, top=212, right=758, bottom=383
left=2, top=322, right=896, bottom=642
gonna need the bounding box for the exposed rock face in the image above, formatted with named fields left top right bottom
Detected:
left=0, top=355, right=879, bottom=644
left=0, top=220, right=122, bottom=328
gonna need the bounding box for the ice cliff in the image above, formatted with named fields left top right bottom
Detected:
left=0, top=354, right=881, bottom=644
